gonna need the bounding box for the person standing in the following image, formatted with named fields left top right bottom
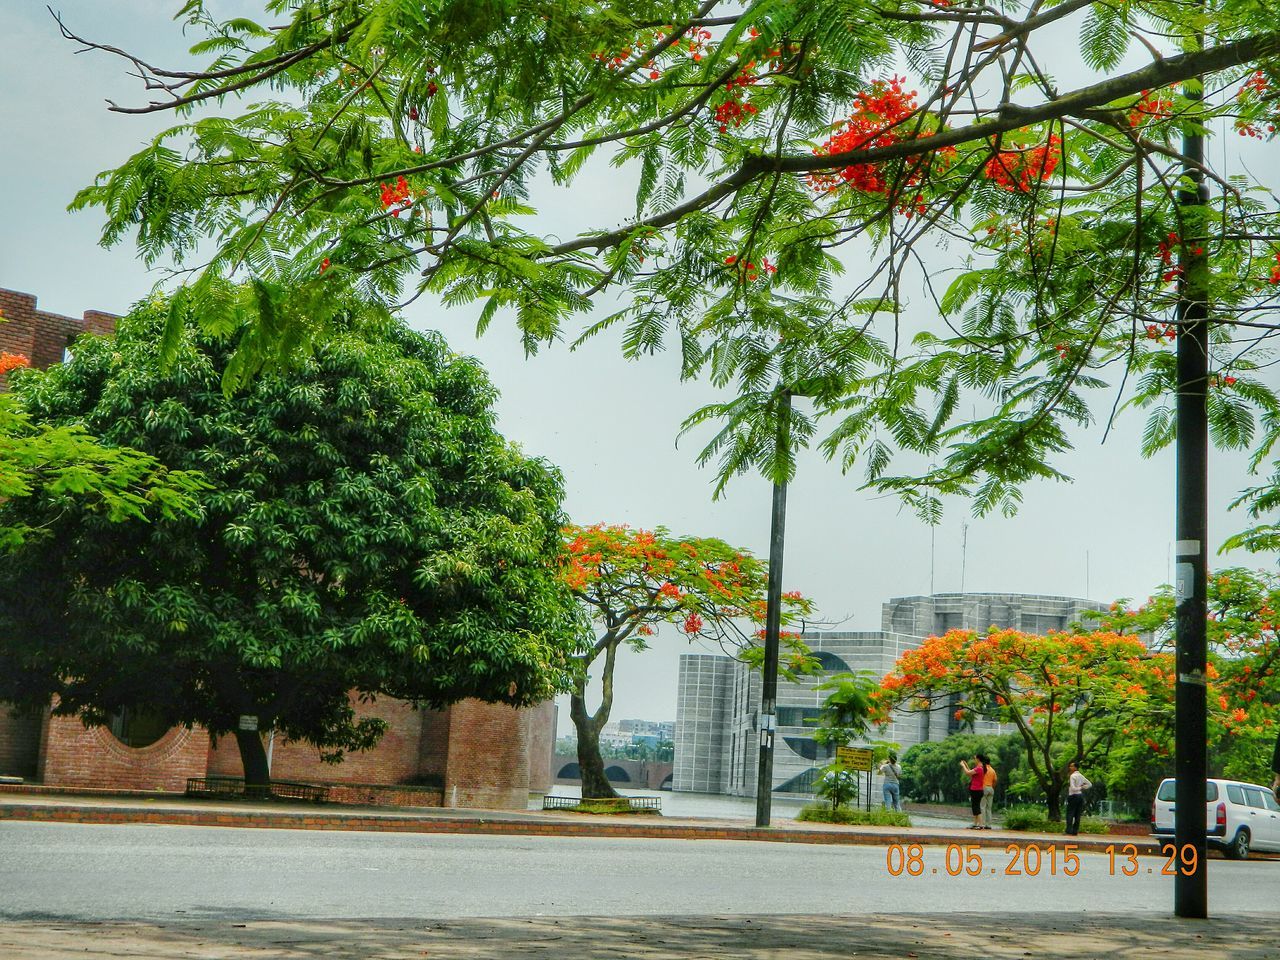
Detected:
left=979, top=753, right=997, bottom=829
left=879, top=753, right=903, bottom=812
left=1065, top=761, right=1091, bottom=836
left=960, top=755, right=986, bottom=829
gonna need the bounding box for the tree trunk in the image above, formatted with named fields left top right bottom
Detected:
left=234, top=727, right=271, bottom=797
left=1045, top=778, right=1063, bottom=821
left=569, top=636, right=622, bottom=801
left=572, top=704, right=619, bottom=800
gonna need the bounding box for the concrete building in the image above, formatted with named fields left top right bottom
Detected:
left=673, top=592, right=1106, bottom=797
left=0, top=288, right=555, bottom=810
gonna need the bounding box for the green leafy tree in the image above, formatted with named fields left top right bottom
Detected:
left=2, top=354, right=205, bottom=550
left=899, top=733, right=1022, bottom=806
left=561, top=522, right=812, bottom=798
left=0, top=300, right=582, bottom=789
left=57, top=2, right=1280, bottom=505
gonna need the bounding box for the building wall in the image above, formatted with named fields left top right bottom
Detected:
left=672, top=655, right=733, bottom=792
left=38, top=713, right=210, bottom=792
left=526, top=700, right=556, bottom=795
left=0, top=288, right=115, bottom=389
left=0, top=705, right=44, bottom=779
left=207, top=696, right=430, bottom=786
left=442, top=699, right=530, bottom=809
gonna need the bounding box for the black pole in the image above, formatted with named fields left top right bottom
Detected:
left=755, top=390, right=791, bottom=828
left=1173, top=66, right=1210, bottom=920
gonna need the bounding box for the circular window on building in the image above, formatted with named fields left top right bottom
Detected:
left=107, top=707, right=170, bottom=748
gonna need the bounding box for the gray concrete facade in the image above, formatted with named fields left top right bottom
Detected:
left=673, top=593, right=1106, bottom=798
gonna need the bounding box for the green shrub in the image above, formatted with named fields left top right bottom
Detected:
left=999, top=805, right=1108, bottom=834
left=796, top=804, right=912, bottom=827
left=561, top=799, right=661, bottom=815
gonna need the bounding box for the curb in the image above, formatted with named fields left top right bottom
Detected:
left=0, top=801, right=1161, bottom=854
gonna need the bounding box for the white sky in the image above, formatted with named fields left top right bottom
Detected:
left=2, top=2, right=1276, bottom=727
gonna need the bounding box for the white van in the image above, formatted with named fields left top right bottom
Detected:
left=1151, top=777, right=1280, bottom=859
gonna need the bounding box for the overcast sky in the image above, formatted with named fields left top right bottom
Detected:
left=3, top=2, right=1277, bottom=726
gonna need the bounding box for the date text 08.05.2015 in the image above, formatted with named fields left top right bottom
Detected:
left=885, top=842, right=1197, bottom=878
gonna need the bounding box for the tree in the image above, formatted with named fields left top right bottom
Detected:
left=877, top=627, right=1208, bottom=819
left=899, top=733, right=1023, bottom=805
left=0, top=300, right=582, bottom=789
left=56, top=2, right=1280, bottom=505
left=561, top=522, right=812, bottom=798
left=2, top=352, right=205, bottom=550
left=1086, top=568, right=1280, bottom=786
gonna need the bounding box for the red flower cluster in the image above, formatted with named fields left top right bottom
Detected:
left=724, top=255, right=776, bottom=281
left=1128, top=88, right=1173, bottom=128
left=1155, top=232, right=1201, bottom=283
left=811, top=77, right=953, bottom=216
left=1269, top=251, right=1280, bottom=284
left=1236, top=71, right=1276, bottom=138
left=591, top=30, right=668, bottom=78
left=319, top=257, right=331, bottom=273
left=1145, top=323, right=1177, bottom=343
left=982, top=135, right=1062, bottom=192
left=713, top=64, right=762, bottom=133
left=682, top=612, right=705, bottom=634
left=380, top=176, right=414, bottom=217
left=0, top=351, right=30, bottom=375
left=1209, top=374, right=1238, bottom=389
left=686, top=27, right=712, bottom=62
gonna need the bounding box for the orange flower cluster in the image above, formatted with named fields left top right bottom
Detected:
left=1235, top=71, right=1277, bottom=139
left=983, top=135, right=1061, bottom=192
left=0, top=351, right=30, bottom=375
left=810, top=77, right=954, bottom=216
left=1128, top=88, right=1174, bottom=128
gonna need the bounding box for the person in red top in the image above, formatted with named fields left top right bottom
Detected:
left=960, top=755, right=986, bottom=829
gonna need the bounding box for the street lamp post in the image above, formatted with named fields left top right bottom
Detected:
left=1173, top=61, right=1209, bottom=920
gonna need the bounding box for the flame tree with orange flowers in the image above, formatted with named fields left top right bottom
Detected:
left=877, top=628, right=1236, bottom=820
left=561, top=523, right=812, bottom=800
left=1087, top=568, right=1280, bottom=788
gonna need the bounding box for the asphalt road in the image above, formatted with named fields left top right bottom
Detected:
left=1, top=822, right=1276, bottom=921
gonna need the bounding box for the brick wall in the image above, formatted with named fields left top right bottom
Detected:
left=526, top=701, right=555, bottom=794
left=38, top=713, right=210, bottom=792
left=0, top=288, right=117, bottom=389
left=0, top=705, right=44, bottom=779
left=208, top=695, right=429, bottom=786
left=443, top=700, right=531, bottom=809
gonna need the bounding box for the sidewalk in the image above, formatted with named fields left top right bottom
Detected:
left=0, top=788, right=1159, bottom=855
left=2, top=912, right=1273, bottom=960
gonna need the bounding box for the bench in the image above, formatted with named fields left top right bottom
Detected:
left=185, top=776, right=329, bottom=803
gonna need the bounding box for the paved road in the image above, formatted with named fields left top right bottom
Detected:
left=1, top=821, right=1276, bottom=921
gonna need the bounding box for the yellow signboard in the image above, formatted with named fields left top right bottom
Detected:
left=836, top=746, right=873, bottom=771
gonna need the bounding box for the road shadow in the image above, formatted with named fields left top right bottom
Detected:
left=0, top=913, right=1271, bottom=959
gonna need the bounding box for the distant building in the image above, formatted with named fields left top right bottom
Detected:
left=673, top=592, right=1105, bottom=797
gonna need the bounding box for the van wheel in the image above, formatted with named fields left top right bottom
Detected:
left=1227, top=829, right=1251, bottom=860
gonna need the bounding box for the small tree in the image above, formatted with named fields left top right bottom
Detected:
left=562, top=523, right=812, bottom=799
left=879, top=628, right=1184, bottom=820
left=0, top=302, right=582, bottom=789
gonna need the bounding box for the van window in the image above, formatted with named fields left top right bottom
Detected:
left=1266, top=791, right=1280, bottom=813
left=1157, top=780, right=1218, bottom=802
left=1243, top=787, right=1269, bottom=809
left=1227, top=784, right=1246, bottom=805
